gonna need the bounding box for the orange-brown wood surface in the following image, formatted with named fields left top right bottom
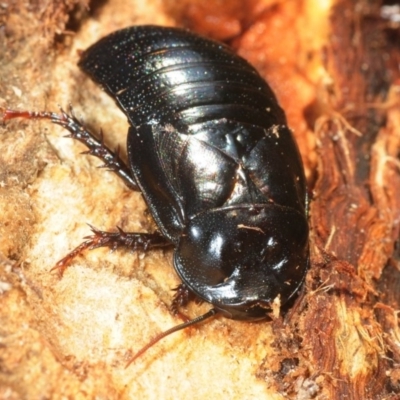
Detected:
left=1, top=1, right=399, bottom=398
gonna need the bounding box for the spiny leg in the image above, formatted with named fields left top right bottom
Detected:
left=1, top=107, right=138, bottom=191
left=52, top=225, right=171, bottom=276
left=2, top=106, right=206, bottom=334
left=170, top=283, right=204, bottom=320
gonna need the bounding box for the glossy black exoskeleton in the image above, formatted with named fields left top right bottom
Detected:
left=2, top=25, right=309, bottom=362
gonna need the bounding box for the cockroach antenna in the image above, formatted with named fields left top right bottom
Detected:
left=125, top=308, right=218, bottom=367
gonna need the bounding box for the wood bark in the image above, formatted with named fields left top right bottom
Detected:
left=0, top=0, right=399, bottom=399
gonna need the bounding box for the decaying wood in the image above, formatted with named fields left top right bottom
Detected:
left=0, top=0, right=399, bottom=399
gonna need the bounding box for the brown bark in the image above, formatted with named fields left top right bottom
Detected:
left=0, top=0, right=399, bottom=399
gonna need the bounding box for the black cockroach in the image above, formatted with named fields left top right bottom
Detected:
left=2, top=25, right=309, bottom=365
